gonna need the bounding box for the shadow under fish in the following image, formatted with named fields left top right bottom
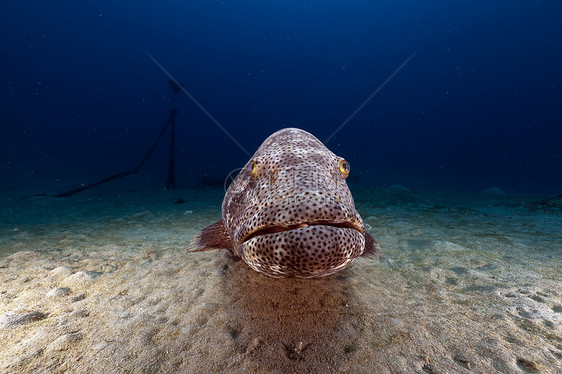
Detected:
left=220, top=255, right=366, bottom=371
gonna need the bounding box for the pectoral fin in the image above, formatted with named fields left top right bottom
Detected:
left=361, top=232, right=382, bottom=260
left=187, top=220, right=234, bottom=252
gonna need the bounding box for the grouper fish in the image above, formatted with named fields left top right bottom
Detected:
left=188, top=128, right=381, bottom=278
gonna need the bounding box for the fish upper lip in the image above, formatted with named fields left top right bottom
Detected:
left=240, top=221, right=362, bottom=244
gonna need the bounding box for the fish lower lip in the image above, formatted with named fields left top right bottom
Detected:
left=242, top=222, right=360, bottom=243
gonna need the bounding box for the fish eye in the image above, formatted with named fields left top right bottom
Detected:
left=338, top=159, right=350, bottom=177
left=249, top=160, right=259, bottom=177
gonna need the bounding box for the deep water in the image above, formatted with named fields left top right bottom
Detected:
left=2, top=1, right=561, bottom=195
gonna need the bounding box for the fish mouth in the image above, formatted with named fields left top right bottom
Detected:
left=241, top=221, right=362, bottom=244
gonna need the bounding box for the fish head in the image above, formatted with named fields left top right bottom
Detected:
left=222, top=128, right=379, bottom=278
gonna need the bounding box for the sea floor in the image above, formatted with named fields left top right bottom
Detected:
left=0, top=182, right=560, bottom=373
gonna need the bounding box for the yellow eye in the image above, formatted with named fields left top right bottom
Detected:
left=249, top=160, right=259, bottom=177
left=338, top=159, right=350, bottom=177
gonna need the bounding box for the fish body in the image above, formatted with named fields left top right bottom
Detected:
left=188, top=128, right=381, bottom=278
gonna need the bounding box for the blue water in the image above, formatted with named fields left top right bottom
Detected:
left=2, top=1, right=561, bottom=194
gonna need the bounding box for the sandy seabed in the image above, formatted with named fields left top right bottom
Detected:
left=0, top=184, right=560, bottom=373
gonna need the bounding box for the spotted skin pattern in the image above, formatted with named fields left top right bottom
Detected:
left=218, top=128, right=379, bottom=278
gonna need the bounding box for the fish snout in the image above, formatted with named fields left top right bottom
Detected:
left=233, top=192, right=364, bottom=245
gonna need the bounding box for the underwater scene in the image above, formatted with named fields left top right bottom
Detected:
left=1, top=1, right=561, bottom=373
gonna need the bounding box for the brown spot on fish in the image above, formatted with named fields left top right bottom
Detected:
left=188, top=128, right=381, bottom=278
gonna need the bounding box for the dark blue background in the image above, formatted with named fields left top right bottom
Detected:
left=2, top=1, right=561, bottom=194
